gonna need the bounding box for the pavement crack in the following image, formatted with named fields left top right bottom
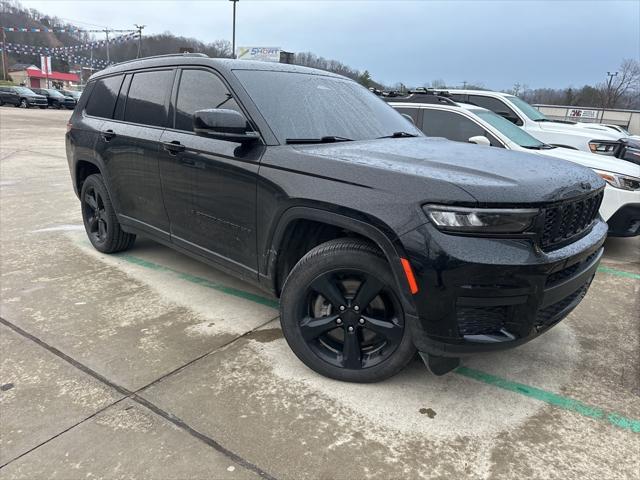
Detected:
left=0, top=315, right=279, bottom=479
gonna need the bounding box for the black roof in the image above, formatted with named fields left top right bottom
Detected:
left=383, top=92, right=457, bottom=106
left=91, top=53, right=345, bottom=81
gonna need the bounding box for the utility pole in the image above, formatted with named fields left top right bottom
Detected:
left=230, top=0, right=238, bottom=58
left=134, top=24, right=145, bottom=58
left=604, top=71, right=618, bottom=109
left=104, top=28, right=110, bottom=63
left=1, top=28, right=7, bottom=81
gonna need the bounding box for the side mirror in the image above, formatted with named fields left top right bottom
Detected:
left=401, top=113, right=415, bottom=125
left=193, top=109, right=259, bottom=143
left=468, top=135, right=491, bottom=146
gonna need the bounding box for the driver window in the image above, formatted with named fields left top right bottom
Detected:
left=468, top=95, right=523, bottom=126
left=175, top=69, right=241, bottom=132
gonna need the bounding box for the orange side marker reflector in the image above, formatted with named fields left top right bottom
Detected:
left=400, top=258, right=419, bottom=294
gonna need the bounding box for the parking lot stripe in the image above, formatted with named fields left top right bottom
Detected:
left=456, top=366, right=640, bottom=433
left=117, top=253, right=640, bottom=434
left=120, top=254, right=279, bottom=308
left=597, top=265, right=640, bottom=280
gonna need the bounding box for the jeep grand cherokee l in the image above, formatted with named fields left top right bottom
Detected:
left=66, top=54, right=607, bottom=382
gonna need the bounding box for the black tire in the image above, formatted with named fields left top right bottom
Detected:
left=80, top=174, right=136, bottom=253
left=39, top=106, right=47, bottom=109
left=19, top=98, right=28, bottom=108
left=280, top=238, right=416, bottom=383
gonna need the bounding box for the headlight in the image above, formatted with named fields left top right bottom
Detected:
left=424, top=205, right=539, bottom=233
left=589, top=141, right=619, bottom=156
left=594, top=170, right=640, bottom=191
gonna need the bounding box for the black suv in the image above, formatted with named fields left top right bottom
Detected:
left=0, top=85, right=48, bottom=108
left=66, top=54, right=607, bottom=382
left=32, top=88, right=76, bottom=109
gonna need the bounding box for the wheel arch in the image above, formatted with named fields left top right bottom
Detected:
left=263, top=206, right=418, bottom=315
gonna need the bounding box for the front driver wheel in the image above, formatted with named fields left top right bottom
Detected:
left=280, top=238, right=416, bottom=383
left=19, top=98, right=28, bottom=108
left=80, top=174, right=136, bottom=253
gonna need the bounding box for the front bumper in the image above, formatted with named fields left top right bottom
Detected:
left=399, top=218, right=608, bottom=357
left=27, top=98, right=48, bottom=107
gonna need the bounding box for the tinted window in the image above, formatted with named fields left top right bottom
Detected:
left=175, top=69, right=240, bottom=132
left=468, top=95, right=522, bottom=125
left=85, top=75, right=124, bottom=118
left=124, top=70, right=173, bottom=127
left=113, top=74, right=132, bottom=120
left=421, top=109, right=487, bottom=142
left=234, top=70, right=422, bottom=143
left=395, top=107, right=420, bottom=126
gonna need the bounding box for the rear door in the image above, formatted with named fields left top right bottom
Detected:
left=99, top=69, right=175, bottom=238
left=420, top=108, right=502, bottom=146
left=159, top=67, right=263, bottom=274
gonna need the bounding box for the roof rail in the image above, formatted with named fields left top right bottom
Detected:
left=108, top=52, right=209, bottom=68
left=383, top=92, right=458, bottom=106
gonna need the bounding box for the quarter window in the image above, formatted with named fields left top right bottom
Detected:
left=85, top=75, right=124, bottom=118
left=395, top=107, right=421, bottom=127
left=123, top=70, right=173, bottom=127
left=174, top=69, right=240, bottom=132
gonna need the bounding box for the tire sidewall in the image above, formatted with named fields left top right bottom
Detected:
left=280, top=241, right=416, bottom=383
left=80, top=175, right=117, bottom=253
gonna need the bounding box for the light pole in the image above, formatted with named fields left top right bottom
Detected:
left=230, top=0, right=238, bottom=58
left=134, top=24, right=145, bottom=58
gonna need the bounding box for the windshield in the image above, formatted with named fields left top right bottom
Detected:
left=474, top=109, right=546, bottom=148
left=233, top=70, right=422, bottom=143
left=14, top=87, right=36, bottom=95
left=505, top=95, right=548, bottom=121
left=48, top=89, right=64, bottom=97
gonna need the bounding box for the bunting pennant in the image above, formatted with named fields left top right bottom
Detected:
left=2, top=27, right=136, bottom=33
left=0, top=45, right=112, bottom=69
left=3, top=32, right=137, bottom=54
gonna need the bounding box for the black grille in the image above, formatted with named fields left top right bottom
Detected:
left=536, top=282, right=590, bottom=328
left=457, top=306, right=508, bottom=336
left=541, top=191, right=603, bottom=250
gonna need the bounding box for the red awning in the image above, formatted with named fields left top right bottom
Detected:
left=25, top=69, right=80, bottom=82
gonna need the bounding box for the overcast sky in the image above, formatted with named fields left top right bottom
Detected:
left=20, top=0, right=640, bottom=89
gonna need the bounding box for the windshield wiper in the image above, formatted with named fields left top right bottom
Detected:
left=522, top=143, right=555, bottom=150
left=285, top=136, right=353, bottom=144
left=533, top=118, right=551, bottom=122
left=376, top=131, right=419, bottom=139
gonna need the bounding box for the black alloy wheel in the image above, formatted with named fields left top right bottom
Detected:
left=19, top=98, right=27, bottom=108
left=280, top=238, right=416, bottom=382
left=83, top=185, right=108, bottom=245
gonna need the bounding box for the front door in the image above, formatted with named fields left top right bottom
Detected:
left=159, top=68, right=263, bottom=275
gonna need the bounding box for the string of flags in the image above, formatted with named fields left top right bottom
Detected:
left=3, top=32, right=137, bottom=54
left=0, top=44, right=112, bottom=69
left=2, top=27, right=136, bottom=33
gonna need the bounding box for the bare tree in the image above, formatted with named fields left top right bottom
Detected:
left=600, top=59, right=640, bottom=108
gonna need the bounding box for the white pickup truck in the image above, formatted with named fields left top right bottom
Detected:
left=445, top=90, right=626, bottom=156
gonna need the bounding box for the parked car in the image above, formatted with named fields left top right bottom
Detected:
left=592, top=123, right=640, bottom=140
left=67, top=54, right=607, bottom=382
left=62, top=89, right=82, bottom=101
left=32, top=88, right=76, bottom=109
left=0, top=85, right=48, bottom=108
left=388, top=95, right=640, bottom=237
left=618, top=137, right=640, bottom=167
left=443, top=89, right=627, bottom=157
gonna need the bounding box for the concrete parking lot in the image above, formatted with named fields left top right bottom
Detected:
left=0, top=107, right=638, bottom=479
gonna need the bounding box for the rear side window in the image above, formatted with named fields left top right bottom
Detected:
left=422, top=109, right=492, bottom=144
left=174, top=69, right=240, bottom=132
left=394, top=107, right=421, bottom=127
left=467, top=95, right=522, bottom=125
left=85, top=75, right=124, bottom=118
left=124, top=70, right=173, bottom=127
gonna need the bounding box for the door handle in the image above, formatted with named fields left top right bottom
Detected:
left=162, top=140, right=186, bottom=155
left=101, top=129, right=116, bottom=141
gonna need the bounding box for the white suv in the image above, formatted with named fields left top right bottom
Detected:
left=444, top=90, right=626, bottom=156
left=389, top=97, right=640, bottom=237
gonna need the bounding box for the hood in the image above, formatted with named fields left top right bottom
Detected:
left=536, top=121, right=624, bottom=140
left=296, top=137, right=605, bottom=205
left=536, top=147, right=640, bottom=177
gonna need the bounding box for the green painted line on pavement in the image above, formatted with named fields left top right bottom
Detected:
left=118, top=252, right=638, bottom=434
left=456, top=366, right=640, bottom=434
left=119, top=254, right=279, bottom=309
left=597, top=265, right=640, bottom=280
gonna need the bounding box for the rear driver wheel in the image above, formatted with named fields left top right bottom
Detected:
left=80, top=174, right=135, bottom=253
left=280, top=238, right=416, bottom=382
